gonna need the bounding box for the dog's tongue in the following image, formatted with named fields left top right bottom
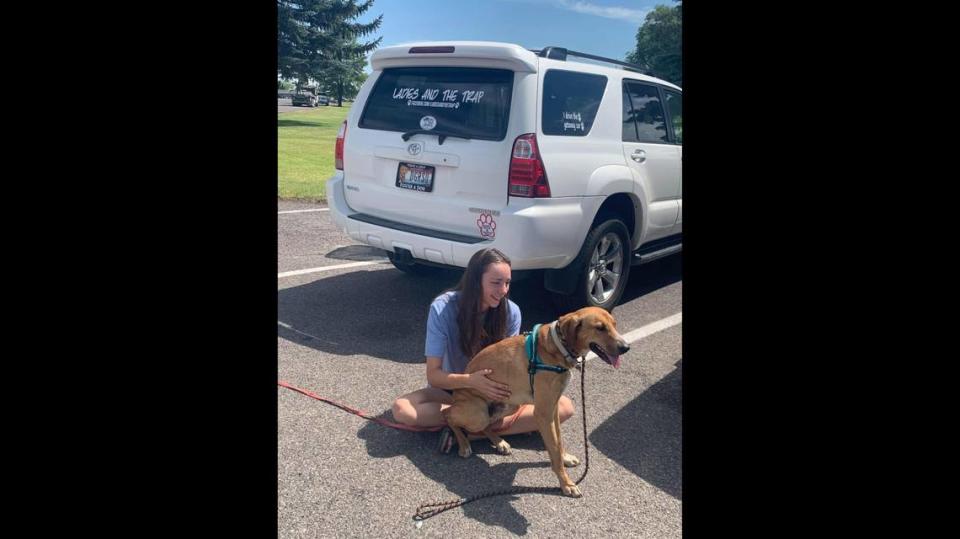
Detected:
left=609, top=355, right=621, bottom=368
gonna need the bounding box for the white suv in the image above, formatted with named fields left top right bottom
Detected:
left=327, top=42, right=682, bottom=311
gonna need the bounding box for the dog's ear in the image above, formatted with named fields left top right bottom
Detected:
left=560, top=313, right=583, bottom=352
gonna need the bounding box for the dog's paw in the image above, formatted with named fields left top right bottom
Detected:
left=492, top=440, right=511, bottom=455
left=458, top=444, right=473, bottom=459
left=562, top=453, right=581, bottom=467
left=561, top=484, right=582, bottom=497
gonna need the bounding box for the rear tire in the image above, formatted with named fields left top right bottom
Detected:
left=551, top=218, right=632, bottom=313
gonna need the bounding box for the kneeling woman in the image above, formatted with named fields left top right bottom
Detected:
left=391, top=247, right=575, bottom=452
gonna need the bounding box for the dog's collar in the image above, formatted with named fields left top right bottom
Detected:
left=525, top=324, right=568, bottom=397
left=549, top=320, right=580, bottom=367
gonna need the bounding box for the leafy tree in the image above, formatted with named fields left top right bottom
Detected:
left=626, top=1, right=682, bottom=86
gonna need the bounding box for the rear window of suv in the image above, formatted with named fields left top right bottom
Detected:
left=359, top=67, right=514, bottom=141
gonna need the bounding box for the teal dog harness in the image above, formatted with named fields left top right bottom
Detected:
left=524, top=323, right=569, bottom=396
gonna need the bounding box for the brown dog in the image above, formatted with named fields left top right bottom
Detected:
left=441, top=306, right=630, bottom=497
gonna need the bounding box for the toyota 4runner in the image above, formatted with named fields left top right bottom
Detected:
left=327, top=41, right=682, bottom=311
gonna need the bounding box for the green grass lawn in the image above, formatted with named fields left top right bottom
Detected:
left=278, top=104, right=351, bottom=201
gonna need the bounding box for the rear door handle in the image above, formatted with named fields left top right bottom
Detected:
left=631, top=149, right=647, bottom=163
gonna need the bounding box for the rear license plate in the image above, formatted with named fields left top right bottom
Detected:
left=396, top=163, right=435, bottom=192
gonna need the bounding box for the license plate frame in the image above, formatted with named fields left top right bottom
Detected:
left=396, top=162, right=435, bottom=193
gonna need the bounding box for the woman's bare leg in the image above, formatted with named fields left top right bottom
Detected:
left=391, top=387, right=453, bottom=427
left=491, top=395, right=575, bottom=436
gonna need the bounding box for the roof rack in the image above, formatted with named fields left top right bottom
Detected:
left=529, top=46, right=651, bottom=76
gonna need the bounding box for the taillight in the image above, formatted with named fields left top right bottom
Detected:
left=335, top=120, right=347, bottom=170
left=508, top=133, right=551, bottom=197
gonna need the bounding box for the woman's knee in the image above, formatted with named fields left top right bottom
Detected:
left=558, top=397, right=576, bottom=423
left=392, top=398, right=416, bottom=425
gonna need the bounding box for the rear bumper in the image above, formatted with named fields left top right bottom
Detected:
left=326, top=172, right=600, bottom=270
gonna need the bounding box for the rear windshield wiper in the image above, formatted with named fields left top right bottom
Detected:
left=401, top=130, right=472, bottom=146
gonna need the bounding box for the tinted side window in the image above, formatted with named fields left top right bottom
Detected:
left=664, top=90, right=682, bottom=144
left=624, top=81, right=668, bottom=143
left=359, top=67, right=514, bottom=141
left=541, top=70, right=607, bottom=136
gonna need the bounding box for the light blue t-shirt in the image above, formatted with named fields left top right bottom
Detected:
left=425, top=290, right=521, bottom=375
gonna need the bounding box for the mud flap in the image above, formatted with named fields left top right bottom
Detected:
left=543, top=263, right=583, bottom=295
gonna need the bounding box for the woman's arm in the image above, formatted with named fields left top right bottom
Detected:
left=426, top=357, right=511, bottom=401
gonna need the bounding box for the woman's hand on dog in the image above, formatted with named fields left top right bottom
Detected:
left=468, top=369, right=511, bottom=401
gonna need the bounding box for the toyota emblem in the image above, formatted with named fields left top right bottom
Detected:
left=407, top=142, right=423, bottom=156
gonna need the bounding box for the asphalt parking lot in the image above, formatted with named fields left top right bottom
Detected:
left=278, top=200, right=682, bottom=537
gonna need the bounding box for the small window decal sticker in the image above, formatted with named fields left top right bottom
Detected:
left=420, top=116, right=437, bottom=130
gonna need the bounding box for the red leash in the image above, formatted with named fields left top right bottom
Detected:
left=277, top=380, right=443, bottom=432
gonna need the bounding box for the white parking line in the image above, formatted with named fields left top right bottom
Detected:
left=278, top=260, right=389, bottom=278
left=584, top=311, right=682, bottom=362
left=621, top=312, right=683, bottom=342
left=278, top=208, right=329, bottom=214
left=278, top=321, right=333, bottom=343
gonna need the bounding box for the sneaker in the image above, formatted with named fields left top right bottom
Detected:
left=437, top=426, right=455, bottom=454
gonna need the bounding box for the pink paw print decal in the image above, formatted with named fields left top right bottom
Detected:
left=477, top=212, right=497, bottom=239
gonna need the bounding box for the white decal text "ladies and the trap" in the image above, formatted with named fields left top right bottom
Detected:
left=393, top=87, right=485, bottom=108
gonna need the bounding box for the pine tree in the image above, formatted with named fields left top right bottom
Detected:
left=278, top=0, right=382, bottom=104
left=310, top=0, right=382, bottom=106
left=277, top=1, right=313, bottom=85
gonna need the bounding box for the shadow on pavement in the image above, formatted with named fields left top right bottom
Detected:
left=278, top=251, right=680, bottom=364
left=357, top=412, right=569, bottom=534
left=589, top=359, right=682, bottom=499
left=619, top=253, right=682, bottom=305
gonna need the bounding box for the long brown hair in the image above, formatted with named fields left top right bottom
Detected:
left=452, top=248, right=512, bottom=358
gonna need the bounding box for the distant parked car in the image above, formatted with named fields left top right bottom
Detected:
left=316, top=95, right=330, bottom=106
left=291, top=87, right=321, bottom=107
